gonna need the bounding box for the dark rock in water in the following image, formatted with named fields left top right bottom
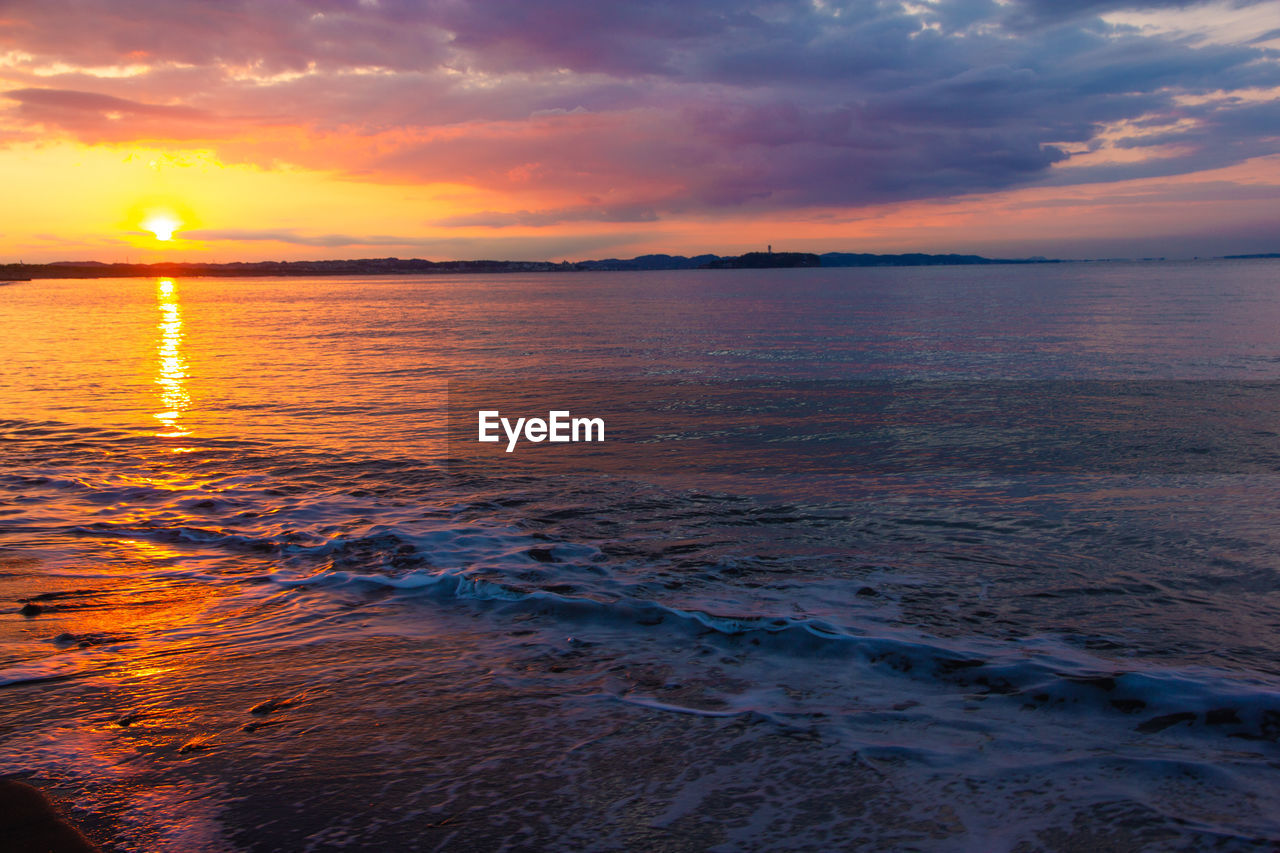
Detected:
left=1263, top=710, right=1280, bottom=740
left=0, top=778, right=98, bottom=852
left=1063, top=674, right=1118, bottom=692
left=1206, top=707, right=1242, bottom=726
left=935, top=657, right=986, bottom=673
left=249, top=693, right=305, bottom=716
left=19, top=602, right=44, bottom=617
left=177, top=738, right=212, bottom=754
left=241, top=719, right=284, bottom=733
left=28, top=589, right=99, bottom=601
left=250, top=698, right=287, bottom=715
left=527, top=547, right=556, bottom=563
left=115, top=711, right=143, bottom=727
left=1136, top=711, right=1197, bottom=733
left=52, top=632, right=128, bottom=649
left=856, top=586, right=878, bottom=597
left=1109, top=699, right=1147, bottom=714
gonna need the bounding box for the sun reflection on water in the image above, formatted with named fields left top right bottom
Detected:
left=154, top=278, right=192, bottom=438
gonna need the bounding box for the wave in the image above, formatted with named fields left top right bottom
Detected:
left=47, top=505, right=1280, bottom=746
left=9, top=413, right=1280, bottom=749
left=267, top=562, right=1280, bottom=743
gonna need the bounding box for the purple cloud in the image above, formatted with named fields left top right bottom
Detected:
left=0, top=0, right=1274, bottom=223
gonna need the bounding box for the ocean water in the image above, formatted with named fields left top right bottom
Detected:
left=2, top=262, right=1280, bottom=851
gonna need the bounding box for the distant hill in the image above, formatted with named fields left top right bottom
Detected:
left=0, top=249, right=1069, bottom=280
left=705, top=252, right=821, bottom=269
left=576, top=253, right=719, bottom=271
left=5, top=252, right=1276, bottom=280
left=0, top=257, right=576, bottom=279
left=820, top=252, right=1056, bottom=267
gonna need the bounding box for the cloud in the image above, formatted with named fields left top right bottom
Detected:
left=4, top=88, right=204, bottom=117
left=406, top=231, right=648, bottom=260
left=0, top=0, right=1275, bottom=224
left=2, top=86, right=220, bottom=141
left=181, top=228, right=421, bottom=247
left=1004, top=0, right=1271, bottom=28
left=175, top=227, right=634, bottom=260
left=435, top=205, right=661, bottom=227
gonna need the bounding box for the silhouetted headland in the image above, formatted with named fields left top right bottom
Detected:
left=2, top=250, right=1273, bottom=280
left=0, top=251, right=1057, bottom=279
left=704, top=251, right=821, bottom=269
left=0, top=258, right=574, bottom=280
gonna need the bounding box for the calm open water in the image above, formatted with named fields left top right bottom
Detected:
left=2, top=262, right=1280, bottom=851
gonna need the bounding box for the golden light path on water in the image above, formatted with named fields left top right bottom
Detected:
left=154, top=278, right=191, bottom=439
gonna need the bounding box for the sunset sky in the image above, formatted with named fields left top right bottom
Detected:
left=1, top=0, right=1278, bottom=263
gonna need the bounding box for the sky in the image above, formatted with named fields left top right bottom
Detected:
left=1, top=0, right=1278, bottom=262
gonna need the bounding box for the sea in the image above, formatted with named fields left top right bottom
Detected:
left=2, top=261, right=1279, bottom=851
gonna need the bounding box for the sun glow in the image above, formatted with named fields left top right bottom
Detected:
left=143, top=212, right=181, bottom=241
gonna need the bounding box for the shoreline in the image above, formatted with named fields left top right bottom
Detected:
left=0, top=251, right=1064, bottom=281
left=3, top=254, right=1275, bottom=281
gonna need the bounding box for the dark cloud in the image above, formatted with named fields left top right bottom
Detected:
left=4, top=88, right=205, bottom=117
left=0, top=0, right=1276, bottom=221
left=427, top=0, right=756, bottom=75
left=2, top=86, right=219, bottom=140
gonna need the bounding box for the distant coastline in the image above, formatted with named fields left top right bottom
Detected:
left=0, top=250, right=1273, bottom=280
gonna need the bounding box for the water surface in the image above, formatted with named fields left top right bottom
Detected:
left=2, top=261, right=1279, bottom=851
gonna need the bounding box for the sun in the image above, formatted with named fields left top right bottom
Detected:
left=142, top=212, right=181, bottom=241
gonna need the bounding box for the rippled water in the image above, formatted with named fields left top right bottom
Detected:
left=2, top=262, right=1279, bottom=851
